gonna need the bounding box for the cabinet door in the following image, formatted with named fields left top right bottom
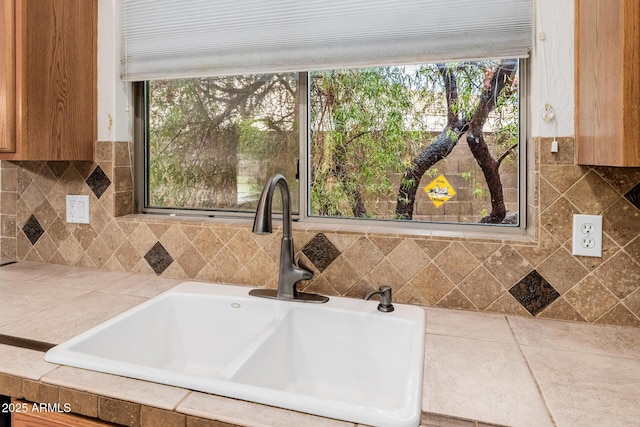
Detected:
left=575, top=0, right=640, bottom=166
left=15, top=0, right=97, bottom=160
left=0, top=0, right=15, bottom=153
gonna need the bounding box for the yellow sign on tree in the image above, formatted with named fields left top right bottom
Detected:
left=424, top=174, right=456, bottom=208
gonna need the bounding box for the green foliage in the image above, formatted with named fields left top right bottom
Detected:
left=472, top=185, right=486, bottom=199
left=400, top=177, right=416, bottom=191
left=147, top=74, right=298, bottom=210
left=309, top=66, right=422, bottom=217
left=425, top=168, right=440, bottom=178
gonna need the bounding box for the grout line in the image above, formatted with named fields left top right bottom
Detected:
left=37, top=365, right=63, bottom=382
left=425, top=331, right=515, bottom=345
left=505, top=316, right=558, bottom=427
left=0, top=334, right=56, bottom=352
left=172, top=389, right=193, bottom=412
left=510, top=341, right=640, bottom=363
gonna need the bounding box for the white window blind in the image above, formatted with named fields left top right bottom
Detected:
left=120, top=0, right=533, bottom=81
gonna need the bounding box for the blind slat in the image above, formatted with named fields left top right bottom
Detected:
left=120, top=0, right=533, bottom=81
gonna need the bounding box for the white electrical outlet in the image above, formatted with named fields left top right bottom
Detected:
left=66, top=195, right=90, bottom=224
left=572, top=214, right=602, bottom=257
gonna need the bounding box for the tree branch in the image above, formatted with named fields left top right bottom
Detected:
left=466, top=59, right=518, bottom=223
left=497, top=142, right=519, bottom=166
left=395, top=65, right=468, bottom=220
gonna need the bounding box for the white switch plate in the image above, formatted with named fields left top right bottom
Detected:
left=66, top=195, right=90, bottom=224
left=572, top=214, right=602, bottom=257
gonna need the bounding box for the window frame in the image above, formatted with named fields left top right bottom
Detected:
left=134, top=60, right=529, bottom=237
left=133, top=79, right=302, bottom=220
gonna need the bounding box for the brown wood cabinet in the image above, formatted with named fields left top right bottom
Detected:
left=575, top=0, right=640, bottom=167
left=0, top=0, right=97, bottom=161
left=12, top=411, right=110, bottom=427
left=0, top=0, right=16, bottom=154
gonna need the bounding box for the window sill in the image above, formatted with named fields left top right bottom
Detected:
left=117, top=213, right=537, bottom=245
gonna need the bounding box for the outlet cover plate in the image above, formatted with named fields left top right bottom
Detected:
left=572, top=214, right=602, bottom=257
left=66, top=195, right=90, bottom=224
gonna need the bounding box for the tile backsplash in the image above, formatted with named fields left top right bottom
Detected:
left=1, top=138, right=640, bottom=326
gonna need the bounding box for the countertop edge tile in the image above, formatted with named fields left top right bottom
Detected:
left=0, top=344, right=59, bottom=380
left=177, top=391, right=355, bottom=427
left=40, top=366, right=190, bottom=411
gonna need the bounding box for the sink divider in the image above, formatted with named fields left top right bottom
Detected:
left=218, top=313, right=288, bottom=380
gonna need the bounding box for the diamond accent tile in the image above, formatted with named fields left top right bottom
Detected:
left=22, top=214, right=45, bottom=245
left=509, top=270, right=560, bottom=316
left=85, top=166, right=111, bottom=199
left=144, top=241, right=174, bottom=275
left=624, top=182, right=640, bottom=211
left=302, top=233, right=340, bottom=272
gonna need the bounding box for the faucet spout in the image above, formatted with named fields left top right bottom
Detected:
left=249, top=174, right=328, bottom=303
left=252, top=174, right=292, bottom=237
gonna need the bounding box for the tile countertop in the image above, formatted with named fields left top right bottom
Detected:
left=0, top=262, right=639, bottom=427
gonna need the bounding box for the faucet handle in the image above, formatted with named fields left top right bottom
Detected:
left=296, top=256, right=314, bottom=275
left=364, top=286, right=395, bottom=312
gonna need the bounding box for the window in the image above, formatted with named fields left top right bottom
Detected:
left=308, top=61, right=521, bottom=225
left=140, top=59, right=523, bottom=227
left=125, top=0, right=531, bottom=230
left=143, top=74, right=299, bottom=215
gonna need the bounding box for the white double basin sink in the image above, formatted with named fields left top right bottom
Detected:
left=45, top=282, right=426, bottom=427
